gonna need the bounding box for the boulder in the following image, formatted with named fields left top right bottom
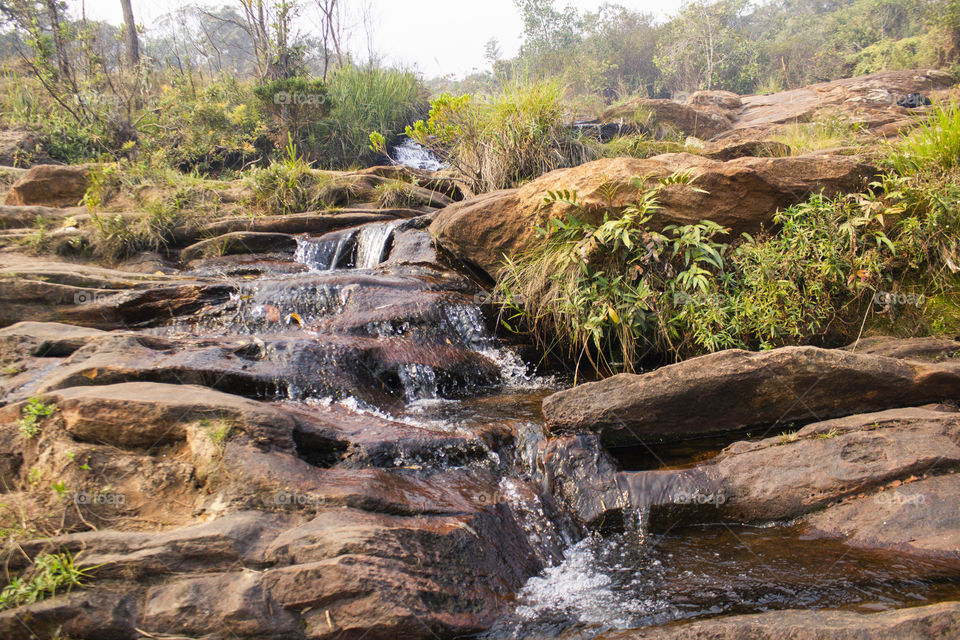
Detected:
left=542, top=345, right=960, bottom=445
left=617, top=407, right=960, bottom=524
left=598, top=601, right=960, bottom=639
left=431, top=154, right=875, bottom=277
left=601, top=98, right=734, bottom=139
left=718, top=68, right=955, bottom=141
left=5, top=163, right=97, bottom=207
left=689, top=89, right=743, bottom=110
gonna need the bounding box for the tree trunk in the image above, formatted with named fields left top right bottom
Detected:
left=120, top=0, right=140, bottom=67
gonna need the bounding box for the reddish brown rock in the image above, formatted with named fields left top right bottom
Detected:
left=5, top=163, right=98, bottom=207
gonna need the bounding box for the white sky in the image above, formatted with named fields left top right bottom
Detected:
left=78, top=0, right=688, bottom=78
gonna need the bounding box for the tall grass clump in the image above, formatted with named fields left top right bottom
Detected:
left=887, top=103, right=960, bottom=174
left=320, top=66, right=427, bottom=167
left=771, top=117, right=867, bottom=154
left=402, top=80, right=591, bottom=192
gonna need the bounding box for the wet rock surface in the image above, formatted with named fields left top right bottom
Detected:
left=542, top=346, right=960, bottom=445
left=597, top=601, right=960, bottom=639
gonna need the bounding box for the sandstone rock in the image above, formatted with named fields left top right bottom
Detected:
left=845, top=335, right=960, bottom=361
left=198, top=210, right=407, bottom=238
left=542, top=345, right=960, bottom=445
left=0, top=204, right=86, bottom=228
left=617, top=407, right=960, bottom=524
left=5, top=163, right=97, bottom=207
left=598, top=601, right=960, bottom=639
left=534, top=433, right=628, bottom=529
left=689, top=89, right=743, bottom=109
left=179, top=231, right=298, bottom=263
left=0, top=590, right=138, bottom=640
left=29, top=382, right=298, bottom=450
left=703, top=140, right=791, bottom=160
left=805, top=473, right=960, bottom=563
left=718, top=68, right=955, bottom=141
left=0, top=256, right=232, bottom=329
left=0, top=321, right=107, bottom=357
left=601, top=98, right=734, bottom=139
left=142, top=571, right=301, bottom=639
left=431, top=154, right=875, bottom=277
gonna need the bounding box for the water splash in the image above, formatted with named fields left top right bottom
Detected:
left=390, top=137, right=446, bottom=171
left=355, top=220, right=403, bottom=269
left=295, top=229, right=357, bottom=271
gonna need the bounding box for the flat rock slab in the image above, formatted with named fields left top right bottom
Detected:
left=179, top=231, right=299, bottom=262
left=617, top=407, right=960, bottom=525
left=543, top=345, right=960, bottom=445
left=805, top=473, right=960, bottom=563
left=598, top=600, right=960, bottom=639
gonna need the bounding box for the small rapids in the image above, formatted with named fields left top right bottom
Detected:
left=389, top=136, right=446, bottom=171
left=485, top=523, right=960, bottom=638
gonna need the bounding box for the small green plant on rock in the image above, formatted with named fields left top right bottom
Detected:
left=18, top=397, right=56, bottom=439
left=200, top=417, right=235, bottom=453
left=0, top=552, right=90, bottom=611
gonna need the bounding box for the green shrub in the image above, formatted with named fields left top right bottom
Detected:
left=0, top=552, right=89, bottom=610
left=495, top=179, right=896, bottom=375
left=404, top=80, right=591, bottom=192
left=249, top=140, right=344, bottom=214
left=141, top=76, right=271, bottom=172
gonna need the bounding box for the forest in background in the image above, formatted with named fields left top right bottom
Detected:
left=0, top=0, right=956, bottom=171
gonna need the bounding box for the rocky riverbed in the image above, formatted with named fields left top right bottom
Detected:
left=1, top=68, right=960, bottom=640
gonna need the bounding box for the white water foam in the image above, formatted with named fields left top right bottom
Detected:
left=390, top=137, right=446, bottom=171
left=355, top=219, right=403, bottom=269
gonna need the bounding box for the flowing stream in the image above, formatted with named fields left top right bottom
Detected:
left=172, top=216, right=960, bottom=637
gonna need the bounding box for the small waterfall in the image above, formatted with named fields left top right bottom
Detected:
left=354, top=220, right=402, bottom=270
left=397, top=363, right=439, bottom=402
left=390, top=137, right=446, bottom=171
left=295, top=229, right=357, bottom=271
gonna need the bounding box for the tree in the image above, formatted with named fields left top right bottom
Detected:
left=655, top=0, right=759, bottom=94
left=119, top=0, right=139, bottom=67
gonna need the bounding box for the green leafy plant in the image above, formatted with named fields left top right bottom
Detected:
left=0, top=552, right=90, bottom=611
left=18, top=397, right=56, bottom=439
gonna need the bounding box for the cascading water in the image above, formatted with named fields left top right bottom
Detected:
left=294, top=228, right=357, bottom=271
left=354, top=219, right=403, bottom=269
left=390, top=137, right=446, bottom=171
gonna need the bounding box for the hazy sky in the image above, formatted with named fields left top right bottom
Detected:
left=79, top=0, right=688, bottom=78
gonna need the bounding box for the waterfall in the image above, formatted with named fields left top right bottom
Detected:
left=390, top=137, right=446, bottom=171
left=295, top=228, right=357, bottom=271
left=354, top=220, right=402, bottom=270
